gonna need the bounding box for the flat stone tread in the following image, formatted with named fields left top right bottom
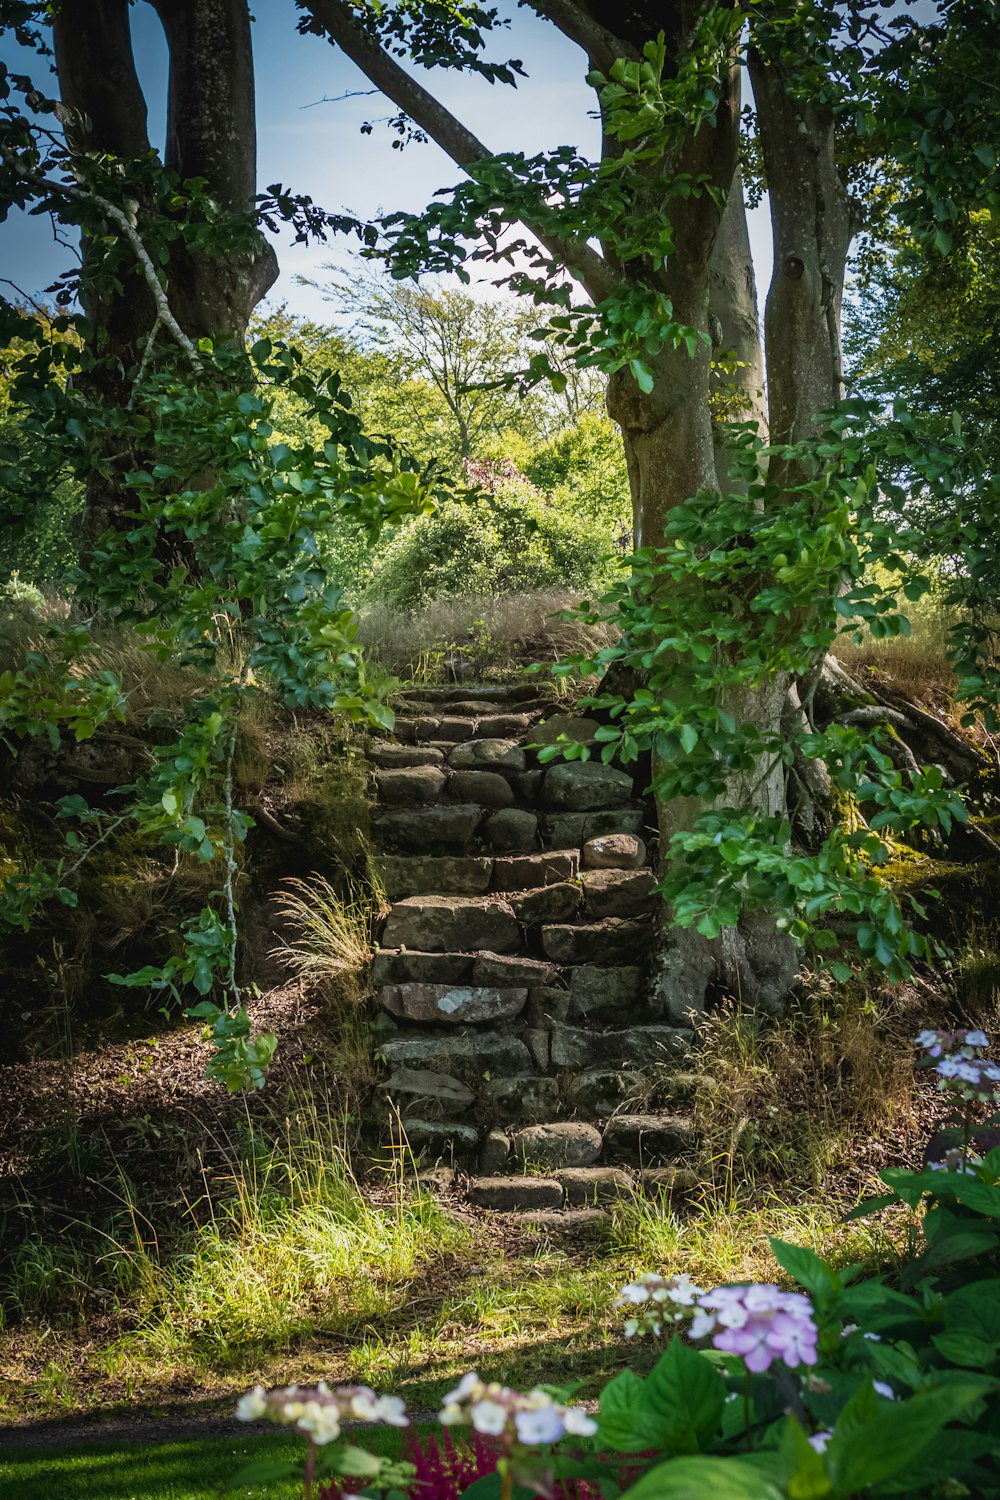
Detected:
left=368, top=743, right=445, bottom=767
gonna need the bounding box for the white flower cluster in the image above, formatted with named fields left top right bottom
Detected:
left=615, top=1272, right=704, bottom=1338
left=439, top=1372, right=597, bottom=1445
left=235, top=1382, right=408, bottom=1445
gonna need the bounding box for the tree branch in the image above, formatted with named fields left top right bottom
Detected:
left=301, top=0, right=616, bottom=302
left=2, top=155, right=202, bottom=370
left=521, top=0, right=638, bottom=72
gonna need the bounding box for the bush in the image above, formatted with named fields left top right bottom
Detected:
left=525, top=413, right=632, bottom=535
left=366, top=483, right=613, bottom=609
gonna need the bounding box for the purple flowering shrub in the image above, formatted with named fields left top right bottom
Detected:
left=233, top=1029, right=1000, bottom=1500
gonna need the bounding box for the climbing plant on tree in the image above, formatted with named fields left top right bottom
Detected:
left=0, top=1, right=436, bottom=1087
left=294, top=0, right=1000, bottom=1018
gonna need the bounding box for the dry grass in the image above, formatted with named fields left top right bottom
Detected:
left=668, top=976, right=930, bottom=1201
left=831, top=599, right=963, bottom=699
left=356, top=589, right=618, bottom=682
left=270, top=874, right=383, bottom=996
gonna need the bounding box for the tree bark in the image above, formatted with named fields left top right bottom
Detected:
left=51, top=0, right=277, bottom=546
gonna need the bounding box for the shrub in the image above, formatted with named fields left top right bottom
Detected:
left=365, top=484, right=614, bottom=609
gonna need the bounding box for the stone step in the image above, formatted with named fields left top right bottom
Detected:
left=580, top=868, right=658, bottom=919
left=374, top=855, right=494, bottom=900
left=541, top=761, right=635, bottom=810
left=367, top=743, right=445, bottom=768
left=512, top=883, right=583, bottom=925
left=379, top=1030, right=534, bottom=1084
left=491, top=850, right=579, bottom=890
left=379, top=982, right=527, bottom=1026
left=373, top=950, right=474, bottom=985
left=381, top=894, right=522, bottom=954
left=541, top=918, right=651, bottom=965
left=481, top=1074, right=561, bottom=1123
left=374, top=804, right=485, bottom=850
left=601, top=1113, right=695, bottom=1165
left=446, top=769, right=515, bottom=808
left=482, top=808, right=538, bottom=853
left=395, top=712, right=542, bottom=745
left=374, top=765, right=448, bottom=805
left=556, top=1166, right=633, bottom=1206
left=517, top=1208, right=608, bottom=1237
left=550, top=1025, right=692, bottom=1070
left=540, top=810, right=647, bottom=848
left=510, top=1121, right=602, bottom=1169
left=392, top=1116, right=480, bottom=1159
left=561, top=1068, right=651, bottom=1116
left=447, top=739, right=526, bottom=772
left=468, top=1175, right=563, bottom=1211
left=398, top=682, right=550, bottom=705
left=395, top=698, right=511, bottom=717
left=568, top=965, right=646, bottom=1019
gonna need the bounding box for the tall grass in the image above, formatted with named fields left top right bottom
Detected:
left=356, top=589, right=617, bottom=681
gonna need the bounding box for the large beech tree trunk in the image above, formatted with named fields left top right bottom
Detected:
left=51, top=0, right=277, bottom=545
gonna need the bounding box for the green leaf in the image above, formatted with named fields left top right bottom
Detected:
left=769, top=1239, right=837, bottom=1299
left=645, top=1337, right=726, bottom=1452
left=828, top=1383, right=991, bottom=1495
left=621, top=1456, right=784, bottom=1500
left=678, top=723, right=699, bottom=754
left=224, top=1457, right=298, bottom=1489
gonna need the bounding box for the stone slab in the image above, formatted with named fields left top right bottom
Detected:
left=379, top=982, right=527, bottom=1026
left=517, top=1208, right=607, bottom=1235
left=582, top=834, right=647, bottom=869
left=382, top=894, right=521, bottom=954
left=448, top=770, right=515, bottom=808
left=542, top=762, right=633, bottom=811
left=379, top=1067, right=476, bottom=1109
left=540, top=918, right=651, bottom=965
left=513, top=883, right=584, bottom=925
left=379, top=1032, right=533, bottom=1084
left=491, top=850, right=579, bottom=891
left=561, top=1068, right=651, bottom=1117
left=602, top=1113, right=695, bottom=1165
left=376, top=804, right=484, bottom=850
left=482, top=1075, right=561, bottom=1123
left=375, top=765, right=447, bottom=805
left=550, top=1025, right=692, bottom=1070
left=568, top=965, right=645, bottom=1019
left=472, top=952, right=558, bottom=987
left=511, top=1122, right=602, bottom=1169
left=523, top=987, right=571, bottom=1027
left=395, top=1117, right=480, bottom=1156
left=467, top=1176, right=563, bottom=1211
left=374, top=855, right=494, bottom=900
left=581, top=869, right=658, bottom=919
left=448, top=739, right=526, bottom=772
left=368, top=743, right=445, bottom=769
left=484, top=809, right=538, bottom=853
left=373, top=950, right=474, bottom=985
left=556, top=1167, right=633, bottom=1206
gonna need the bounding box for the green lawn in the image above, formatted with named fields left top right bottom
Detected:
left=0, top=1427, right=412, bottom=1500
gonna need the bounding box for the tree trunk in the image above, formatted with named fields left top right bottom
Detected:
left=51, top=0, right=277, bottom=547
left=605, top=132, right=800, bottom=1022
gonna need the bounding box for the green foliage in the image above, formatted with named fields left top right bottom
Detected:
left=366, top=483, right=615, bottom=610
left=0, top=302, right=434, bottom=1086
left=524, top=413, right=631, bottom=536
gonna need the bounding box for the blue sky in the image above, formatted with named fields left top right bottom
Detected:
left=0, top=1, right=772, bottom=322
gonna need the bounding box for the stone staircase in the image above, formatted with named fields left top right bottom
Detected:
left=364, top=680, right=697, bottom=1227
